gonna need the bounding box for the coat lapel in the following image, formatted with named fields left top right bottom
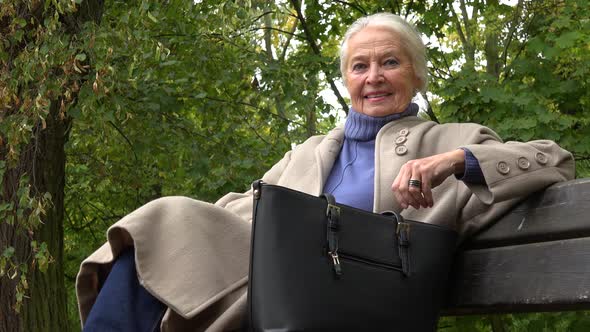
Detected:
left=373, top=117, right=425, bottom=213
left=373, top=121, right=402, bottom=213
left=313, top=126, right=344, bottom=195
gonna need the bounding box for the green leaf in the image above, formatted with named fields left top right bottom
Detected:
left=14, top=18, right=27, bottom=28
left=147, top=11, right=158, bottom=23
left=13, top=29, right=24, bottom=42
left=0, top=202, right=12, bottom=213
left=554, top=31, right=581, bottom=49
left=2, top=247, right=15, bottom=258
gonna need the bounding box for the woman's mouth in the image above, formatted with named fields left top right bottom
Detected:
left=364, top=92, right=392, bottom=100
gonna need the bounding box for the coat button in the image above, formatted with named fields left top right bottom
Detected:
left=497, top=161, right=510, bottom=175
left=399, top=128, right=409, bottom=136
left=535, top=152, right=548, bottom=165
left=395, top=136, right=407, bottom=145
left=395, top=145, right=408, bottom=155
left=517, top=157, right=530, bottom=170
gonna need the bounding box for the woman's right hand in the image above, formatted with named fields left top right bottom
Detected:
left=391, top=149, right=465, bottom=209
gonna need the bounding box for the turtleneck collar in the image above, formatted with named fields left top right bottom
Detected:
left=344, top=102, right=419, bottom=141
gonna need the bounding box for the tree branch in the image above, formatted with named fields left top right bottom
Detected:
left=235, top=107, right=273, bottom=146
left=429, top=66, right=449, bottom=81
left=280, top=20, right=298, bottom=62
left=158, top=112, right=224, bottom=146
left=501, top=0, right=524, bottom=70
left=65, top=212, right=97, bottom=242
left=471, top=0, right=480, bottom=29
left=433, top=35, right=455, bottom=79
left=392, top=0, right=401, bottom=15
left=107, top=121, right=138, bottom=162
left=251, top=27, right=306, bottom=40
left=290, top=0, right=349, bottom=114
left=502, top=10, right=538, bottom=80
left=203, top=96, right=306, bottom=127
left=459, top=0, right=472, bottom=41
left=420, top=93, right=440, bottom=124
left=405, top=0, right=414, bottom=19
left=332, top=0, right=367, bottom=15
left=263, top=11, right=274, bottom=60
left=450, top=9, right=469, bottom=54
left=249, top=10, right=274, bottom=26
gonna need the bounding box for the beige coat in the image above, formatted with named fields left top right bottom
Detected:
left=76, top=116, right=575, bottom=331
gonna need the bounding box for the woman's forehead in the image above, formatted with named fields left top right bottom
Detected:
left=347, top=40, right=407, bottom=62
left=347, top=27, right=405, bottom=56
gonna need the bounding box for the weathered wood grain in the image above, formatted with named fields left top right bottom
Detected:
left=443, top=179, right=590, bottom=314
left=467, top=179, right=590, bottom=248
left=444, top=237, right=590, bottom=314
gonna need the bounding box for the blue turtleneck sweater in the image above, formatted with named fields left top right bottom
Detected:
left=323, top=104, right=419, bottom=211
left=323, top=103, right=484, bottom=211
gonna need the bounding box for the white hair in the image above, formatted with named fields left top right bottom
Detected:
left=339, top=13, right=428, bottom=93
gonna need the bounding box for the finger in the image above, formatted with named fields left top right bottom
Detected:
left=393, top=166, right=410, bottom=209
left=421, top=175, right=434, bottom=208
left=402, top=167, right=422, bottom=209
left=393, top=189, right=405, bottom=210
left=408, top=174, right=427, bottom=209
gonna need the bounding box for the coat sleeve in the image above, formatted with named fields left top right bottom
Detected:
left=214, top=149, right=293, bottom=221
left=453, top=123, right=575, bottom=238
left=458, top=124, right=575, bottom=204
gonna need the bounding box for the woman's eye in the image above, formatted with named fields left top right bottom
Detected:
left=384, top=59, right=399, bottom=66
left=352, top=63, right=366, bottom=71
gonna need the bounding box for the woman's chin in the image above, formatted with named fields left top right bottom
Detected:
left=361, top=106, right=404, bottom=117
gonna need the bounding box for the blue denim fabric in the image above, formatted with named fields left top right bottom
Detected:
left=83, top=249, right=165, bottom=332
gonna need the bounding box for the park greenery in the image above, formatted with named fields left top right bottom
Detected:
left=1, top=0, right=589, bottom=331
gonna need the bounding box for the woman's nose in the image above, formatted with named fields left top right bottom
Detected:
left=366, top=64, right=384, bottom=84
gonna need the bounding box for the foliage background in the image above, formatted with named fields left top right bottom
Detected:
left=1, top=0, right=589, bottom=331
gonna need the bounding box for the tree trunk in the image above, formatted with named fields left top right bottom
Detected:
left=484, top=0, right=502, bottom=79
left=0, top=104, right=70, bottom=332
left=0, top=1, right=104, bottom=331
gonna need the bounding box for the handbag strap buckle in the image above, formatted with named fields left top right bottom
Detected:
left=326, top=204, right=340, bottom=228
left=322, top=194, right=342, bottom=277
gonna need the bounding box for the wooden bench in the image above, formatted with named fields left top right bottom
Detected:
left=443, top=178, right=590, bottom=315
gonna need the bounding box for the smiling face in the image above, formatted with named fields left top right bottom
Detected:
left=345, top=26, right=420, bottom=117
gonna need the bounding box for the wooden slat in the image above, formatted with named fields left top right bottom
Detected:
left=466, top=179, right=590, bottom=249
left=443, top=237, right=590, bottom=315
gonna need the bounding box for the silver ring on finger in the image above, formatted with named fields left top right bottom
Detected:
left=408, top=179, right=422, bottom=189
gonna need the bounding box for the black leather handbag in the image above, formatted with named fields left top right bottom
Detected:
left=247, top=181, right=458, bottom=331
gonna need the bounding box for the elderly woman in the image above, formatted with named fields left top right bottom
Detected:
left=77, top=13, right=574, bottom=332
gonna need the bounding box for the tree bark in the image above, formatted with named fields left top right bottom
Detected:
left=0, top=1, right=104, bottom=331
left=0, top=106, right=70, bottom=332
left=484, top=0, right=501, bottom=80
left=24, top=104, right=69, bottom=332
left=451, top=0, right=476, bottom=71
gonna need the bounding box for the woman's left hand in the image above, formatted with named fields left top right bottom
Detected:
left=391, top=149, right=465, bottom=209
